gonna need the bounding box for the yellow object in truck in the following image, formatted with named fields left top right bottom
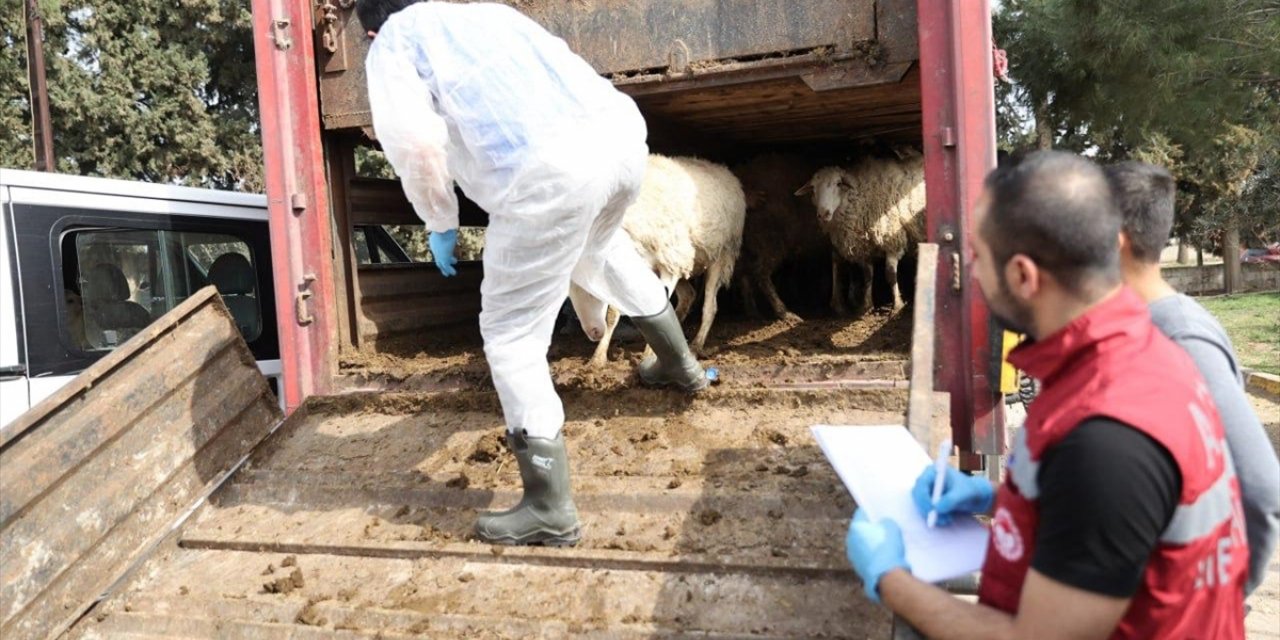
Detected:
left=999, top=330, right=1022, bottom=395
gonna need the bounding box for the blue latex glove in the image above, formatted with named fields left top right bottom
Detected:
left=429, top=229, right=458, bottom=277
left=846, top=509, right=910, bottom=603
left=911, top=464, right=995, bottom=527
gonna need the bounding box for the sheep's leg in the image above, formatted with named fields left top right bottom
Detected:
left=830, top=252, right=850, bottom=316
left=691, top=264, right=725, bottom=353
left=674, top=280, right=696, bottom=323
left=887, top=251, right=905, bottom=311
left=857, top=262, right=874, bottom=315
left=590, top=305, right=621, bottom=368
left=760, top=269, right=801, bottom=323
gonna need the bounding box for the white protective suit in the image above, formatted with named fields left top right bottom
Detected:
left=366, top=2, right=668, bottom=438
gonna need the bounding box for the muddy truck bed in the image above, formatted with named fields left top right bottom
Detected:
left=2, top=288, right=947, bottom=638
left=73, top=386, right=914, bottom=638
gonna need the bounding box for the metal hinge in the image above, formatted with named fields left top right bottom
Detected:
left=271, top=19, right=293, bottom=51
left=295, top=274, right=317, bottom=326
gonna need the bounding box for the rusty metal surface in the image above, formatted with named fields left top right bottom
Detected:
left=916, top=0, right=1002, bottom=468
left=253, top=0, right=339, bottom=411
left=879, top=0, right=919, bottom=63
left=0, top=288, right=282, bottom=640
left=316, top=0, right=910, bottom=137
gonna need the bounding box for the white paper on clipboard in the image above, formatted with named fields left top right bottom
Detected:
left=812, top=424, right=989, bottom=583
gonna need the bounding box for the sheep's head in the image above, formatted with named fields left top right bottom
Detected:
left=795, top=167, right=848, bottom=223
left=567, top=283, right=608, bottom=342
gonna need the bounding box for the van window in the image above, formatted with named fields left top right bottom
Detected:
left=65, top=228, right=262, bottom=350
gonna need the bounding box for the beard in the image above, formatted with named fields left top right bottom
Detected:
left=987, top=277, right=1035, bottom=337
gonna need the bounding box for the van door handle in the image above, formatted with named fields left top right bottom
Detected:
left=0, top=365, right=27, bottom=381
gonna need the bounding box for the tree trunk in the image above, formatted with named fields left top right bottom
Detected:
left=1177, top=239, right=1192, bottom=265
left=1033, top=100, right=1053, bottom=150
left=1223, top=216, right=1242, bottom=294
left=1197, top=246, right=1204, bottom=267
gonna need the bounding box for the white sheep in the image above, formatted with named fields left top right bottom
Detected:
left=796, top=150, right=925, bottom=312
left=731, top=153, right=831, bottom=322
left=569, top=154, right=746, bottom=367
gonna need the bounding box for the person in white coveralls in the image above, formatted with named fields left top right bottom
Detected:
left=357, top=0, right=710, bottom=547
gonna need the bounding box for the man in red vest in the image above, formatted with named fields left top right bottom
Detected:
left=845, top=151, right=1247, bottom=639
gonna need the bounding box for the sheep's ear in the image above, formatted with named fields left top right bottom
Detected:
left=794, top=180, right=814, bottom=197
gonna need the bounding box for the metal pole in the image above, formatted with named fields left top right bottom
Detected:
left=24, top=0, right=56, bottom=172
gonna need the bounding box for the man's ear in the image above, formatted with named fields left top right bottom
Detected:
left=1117, top=231, right=1132, bottom=257
left=1005, top=254, right=1041, bottom=301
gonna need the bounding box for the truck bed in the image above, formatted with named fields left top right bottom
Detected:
left=4, top=282, right=950, bottom=639
left=70, top=383, right=919, bottom=638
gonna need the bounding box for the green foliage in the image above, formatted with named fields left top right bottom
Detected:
left=995, top=0, right=1280, bottom=246
left=1, top=0, right=262, bottom=190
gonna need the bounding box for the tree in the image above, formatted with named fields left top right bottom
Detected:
left=995, top=0, right=1280, bottom=155
left=994, top=0, right=1280, bottom=274
left=0, top=0, right=263, bottom=191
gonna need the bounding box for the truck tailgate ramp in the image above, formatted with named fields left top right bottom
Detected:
left=0, top=287, right=283, bottom=640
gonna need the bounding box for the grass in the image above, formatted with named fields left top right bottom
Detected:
left=1198, top=292, right=1280, bottom=376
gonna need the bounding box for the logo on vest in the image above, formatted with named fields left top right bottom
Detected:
left=992, top=507, right=1025, bottom=561
left=531, top=455, right=554, bottom=471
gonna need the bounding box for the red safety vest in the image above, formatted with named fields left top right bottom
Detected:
left=978, top=288, right=1246, bottom=639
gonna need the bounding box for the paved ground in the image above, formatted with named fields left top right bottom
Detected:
left=1246, top=391, right=1279, bottom=640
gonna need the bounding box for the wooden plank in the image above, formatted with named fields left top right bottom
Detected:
left=0, top=354, right=265, bottom=610
left=905, top=244, right=939, bottom=450
left=348, top=179, right=488, bottom=228
left=355, top=264, right=483, bottom=340
left=0, top=288, right=282, bottom=640
left=0, top=309, right=242, bottom=525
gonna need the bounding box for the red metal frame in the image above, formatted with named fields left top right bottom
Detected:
left=915, top=0, right=1005, bottom=466
left=251, top=0, right=337, bottom=412
left=251, top=0, right=1003, bottom=449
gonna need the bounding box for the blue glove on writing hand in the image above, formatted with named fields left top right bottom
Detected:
left=846, top=509, right=910, bottom=603
left=429, top=229, right=458, bottom=277
left=911, top=464, right=995, bottom=526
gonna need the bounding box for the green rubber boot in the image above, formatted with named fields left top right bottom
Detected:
left=474, top=430, right=581, bottom=547
left=631, top=303, right=709, bottom=392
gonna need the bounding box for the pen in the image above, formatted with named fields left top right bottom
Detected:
left=927, top=438, right=951, bottom=528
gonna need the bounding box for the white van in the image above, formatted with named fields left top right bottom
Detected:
left=1, top=169, right=414, bottom=427
left=0, top=169, right=286, bottom=427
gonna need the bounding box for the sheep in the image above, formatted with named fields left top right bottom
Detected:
left=796, top=150, right=925, bottom=313
left=731, top=153, right=831, bottom=322
left=569, top=154, right=746, bottom=367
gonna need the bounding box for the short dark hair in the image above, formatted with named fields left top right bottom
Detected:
left=980, top=150, right=1121, bottom=296
left=1104, top=161, right=1176, bottom=264
left=357, top=0, right=421, bottom=33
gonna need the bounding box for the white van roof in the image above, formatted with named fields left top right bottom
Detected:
left=0, top=169, right=267, bottom=209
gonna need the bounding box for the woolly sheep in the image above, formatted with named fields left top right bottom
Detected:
left=796, top=151, right=925, bottom=312
left=731, top=153, right=832, bottom=322
left=569, top=154, right=746, bottom=366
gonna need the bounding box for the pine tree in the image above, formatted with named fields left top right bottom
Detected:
left=1, top=0, right=262, bottom=190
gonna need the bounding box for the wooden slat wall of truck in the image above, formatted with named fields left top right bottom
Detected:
left=0, top=287, right=283, bottom=640
left=343, top=177, right=488, bottom=345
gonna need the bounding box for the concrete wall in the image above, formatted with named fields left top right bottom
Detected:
left=1162, top=262, right=1280, bottom=296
